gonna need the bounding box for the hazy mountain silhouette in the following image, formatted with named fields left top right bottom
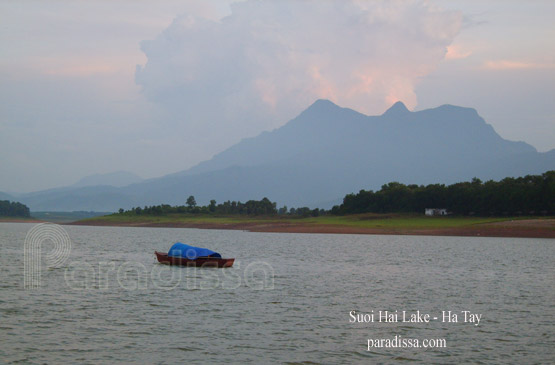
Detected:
left=18, top=100, right=555, bottom=211
left=72, top=171, right=143, bottom=188
left=0, top=191, right=14, bottom=201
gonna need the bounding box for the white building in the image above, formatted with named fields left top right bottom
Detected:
left=425, top=208, right=448, bottom=216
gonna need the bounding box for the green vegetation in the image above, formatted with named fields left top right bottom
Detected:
left=302, top=214, right=512, bottom=229
left=0, top=200, right=30, bottom=218
left=117, top=197, right=324, bottom=217
left=85, top=171, right=554, bottom=232
left=32, top=211, right=110, bottom=223
left=82, top=211, right=544, bottom=231
left=332, top=171, right=555, bottom=216
left=114, top=172, right=554, bottom=220
left=87, top=213, right=279, bottom=225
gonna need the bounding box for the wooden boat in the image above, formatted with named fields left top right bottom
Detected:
left=155, top=251, right=235, bottom=268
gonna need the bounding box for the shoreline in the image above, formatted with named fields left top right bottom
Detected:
left=0, top=218, right=43, bottom=223
left=66, top=218, right=555, bottom=238
left=4, top=216, right=553, bottom=238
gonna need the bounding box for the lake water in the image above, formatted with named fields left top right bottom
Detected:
left=0, top=222, right=553, bottom=364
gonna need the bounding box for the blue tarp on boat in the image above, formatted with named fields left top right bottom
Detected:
left=167, top=242, right=222, bottom=259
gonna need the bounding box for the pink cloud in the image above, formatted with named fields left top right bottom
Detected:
left=482, top=60, right=555, bottom=70
left=136, top=0, right=463, bottom=137
left=445, top=44, right=472, bottom=60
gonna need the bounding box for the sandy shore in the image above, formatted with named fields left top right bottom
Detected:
left=68, top=218, right=555, bottom=238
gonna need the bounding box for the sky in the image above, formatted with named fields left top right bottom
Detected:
left=1, top=0, right=554, bottom=193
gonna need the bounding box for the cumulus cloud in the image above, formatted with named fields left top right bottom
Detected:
left=136, top=0, right=462, bottom=145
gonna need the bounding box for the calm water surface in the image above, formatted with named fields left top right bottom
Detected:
left=0, top=222, right=553, bottom=364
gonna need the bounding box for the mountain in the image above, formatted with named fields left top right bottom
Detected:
left=72, top=171, right=143, bottom=187
left=0, top=191, right=14, bottom=201
left=7, top=171, right=143, bottom=212
left=20, top=186, right=137, bottom=212
left=17, top=100, right=555, bottom=211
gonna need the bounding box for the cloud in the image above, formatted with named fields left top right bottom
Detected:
left=445, top=44, right=472, bottom=60
left=135, top=0, right=462, bottom=146
left=34, top=56, right=133, bottom=77
left=482, top=60, right=555, bottom=70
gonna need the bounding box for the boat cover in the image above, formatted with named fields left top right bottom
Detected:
left=167, top=242, right=222, bottom=259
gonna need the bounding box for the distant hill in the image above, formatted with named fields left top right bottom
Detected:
left=0, top=191, right=13, bottom=201
left=11, top=171, right=143, bottom=212
left=17, top=100, right=555, bottom=211
left=21, top=185, right=138, bottom=212
left=72, top=171, right=143, bottom=187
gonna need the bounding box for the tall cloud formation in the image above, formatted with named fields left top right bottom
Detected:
left=136, top=0, right=462, bottom=143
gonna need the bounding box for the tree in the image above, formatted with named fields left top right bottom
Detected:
left=0, top=200, right=30, bottom=217
left=209, top=199, right=216, bottom=213
left=186, top=195, right=197, bottom=209
left=331, top=171, right=555, bottom=216
left=278, top=205, right=288, bottom=215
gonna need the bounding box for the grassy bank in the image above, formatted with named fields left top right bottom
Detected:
left=298, top=214, right=513, bottom=229
left=0, top=216, right=41, bottom=223
left=78, top=212, right=504, bottom=227
left=70, top=213, right=555, bottom=238
left=31, top=211, right=111, bottom=223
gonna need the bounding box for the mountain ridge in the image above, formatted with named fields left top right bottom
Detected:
left=72, top=171, right=143, bottom=188
left=15, top=99, right=555, bottom=211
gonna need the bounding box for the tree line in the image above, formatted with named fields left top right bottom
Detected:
left=117, top=171, right=554, bottom=217
left=0, top=200, right=31, bottom=217
left=119, top=195, right=325, bottom=217
left=331, top=171, right=555, bottom=216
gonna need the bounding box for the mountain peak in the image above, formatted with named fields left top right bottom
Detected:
left=383, top=101, right=410, bottom=117
left=305, top=99, right=340, bottom=112
left=295, top=99, right=344, bottom=122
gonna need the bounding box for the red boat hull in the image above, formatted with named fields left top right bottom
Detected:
left=155, top=251, right=235, bottom=268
